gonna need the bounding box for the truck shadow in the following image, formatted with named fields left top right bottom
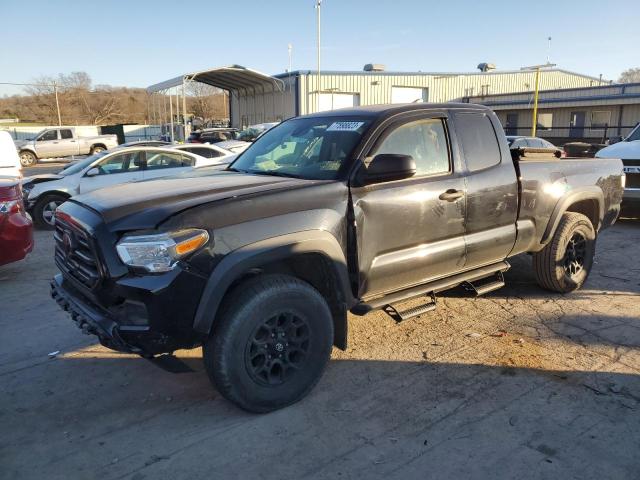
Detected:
left=4, top=354, right=639, bottom=478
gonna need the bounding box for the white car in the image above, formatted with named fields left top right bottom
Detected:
left=214, top=139, right=251, bottom=154
left=596, top=123, right=640, bottom=212
left=0, top=131, right=22, bottom=178
left=169, top=143, right=236, bottom=165
left=22, top=147, right=218, bottom=228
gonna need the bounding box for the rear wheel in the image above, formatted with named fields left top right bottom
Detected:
left=33, top=193, right=68, bottom=229
left=19, top=151, right=37, bottom=167
left=533, top=212, right=596, bottom=292
left=90, top=145, right=106, bottom=155
left=203, top=274, right=334, bottom=413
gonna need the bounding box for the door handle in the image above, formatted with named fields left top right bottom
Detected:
left=439, top=189, right=464, bottom=202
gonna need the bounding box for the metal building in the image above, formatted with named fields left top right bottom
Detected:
left=465, top=82, right=640, bottom=143
left=231, top=67, right=607, bottom=128
left=147, top=65, right=610, bottom=131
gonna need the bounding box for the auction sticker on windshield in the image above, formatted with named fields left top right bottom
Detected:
left=327, top=121, right=365, bottom=132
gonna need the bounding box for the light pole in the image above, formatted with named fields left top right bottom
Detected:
left=315, top=0, right=322, bottom=112
left=521, top=63, right=556, bottom=137
left=288, top=43, right=293, bottom=92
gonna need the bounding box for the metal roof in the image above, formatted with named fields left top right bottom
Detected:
left=274, top=68, right=607, bottom=82
left=147, top=65, right=285, bottom=93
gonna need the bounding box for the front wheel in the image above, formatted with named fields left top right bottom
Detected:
left=19, top=151, right=37, bottom=167
left=33, top=193, right=68, bottom=229
left=203, top=274, right=334, bottom=413
left=533, top=212, right=596, bottom=293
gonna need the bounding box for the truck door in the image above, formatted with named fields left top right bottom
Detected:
left=58, top=128, right=79, bottom=156
left=78, top=150, right=144, bottom=194
left=34, top=129, right=61, bottom=158
left=351, top=113, right=467, bottom=299
left=451, top=111, right=518, bottom=269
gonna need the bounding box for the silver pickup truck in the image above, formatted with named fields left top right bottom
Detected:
left=16, top=127, right=118, bottom=166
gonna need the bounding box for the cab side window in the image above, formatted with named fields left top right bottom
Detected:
left=38, top=130, right=58, bottom=141
left=455, top=113, right=501, bottom=171
left=60, top=129, right=73, bottom=139
left=374, top=118, right=450, bottom=176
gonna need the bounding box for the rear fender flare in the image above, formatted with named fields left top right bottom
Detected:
left=193, top=230, right=353, bottom=338
left=541, top=187, right=604, bottom=245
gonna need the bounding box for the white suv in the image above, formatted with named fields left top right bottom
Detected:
left=22, top=147, right=224, bottom=228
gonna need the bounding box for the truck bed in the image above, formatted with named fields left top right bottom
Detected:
left=513, top=156, right=624, bottom=253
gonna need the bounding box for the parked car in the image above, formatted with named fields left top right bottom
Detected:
left=0, top=178, right=33, bottom=266
left=214, top=139, right=252, bottom=154
left=236, top=122, right=280, bottom=142
left=596, top=122, right=640, bottom=214
left=562, top=141, right=606, bottom=158
left=15, top=127, right=119, bottom=167
left=170, top=143, right=235, bottom=165
left=115, top=140, right=171, bottom=149
left=0, top=131, right=22, bottom=178
left=506, top=136, right=564, bottom=158
left=188, top=128, right=238, bottom=144
left=50, top=103, right=623, bottom=412
left=21, top=147, right=210, bottom=228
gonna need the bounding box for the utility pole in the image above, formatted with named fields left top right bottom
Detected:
left=546, top=36, right=552, bottom=64
left=316, top=0, right=322, bottom=112
left=522, top=63, right=556, bottom=137
left=53, top=81, right=62, bottom=126
left=288, top=43, right=293, bottom=92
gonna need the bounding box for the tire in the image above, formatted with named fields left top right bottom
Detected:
left=90, top=145, right=106, bottom=154
left=203, top=274, right=334, bottom=413
left=533, top=212, right=596, bottom=293
left=19, top=150, right=37, bottom=167
left=33, top=193, right=68, bottom=229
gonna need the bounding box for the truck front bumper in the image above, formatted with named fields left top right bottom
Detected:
left=50, top=273, right=201, bottom=356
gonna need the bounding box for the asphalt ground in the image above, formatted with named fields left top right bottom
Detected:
left=1, top=214, right=639, bottom=479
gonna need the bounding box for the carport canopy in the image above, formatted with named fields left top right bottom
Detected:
left=147, top=65, right=285, bottom=93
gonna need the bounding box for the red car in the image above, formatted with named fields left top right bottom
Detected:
left=0, top=178, right=33, bottom=266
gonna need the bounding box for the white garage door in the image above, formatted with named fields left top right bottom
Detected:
left=318, top=93, right=360, bottom=112
left=391, top=86, right=428, bottom=104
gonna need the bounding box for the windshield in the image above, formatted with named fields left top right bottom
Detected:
left=229, top=116, right=371, bottom=180
left=626, top=124, right=640, bottom=142
left=59, top=152, right=108, bottom=176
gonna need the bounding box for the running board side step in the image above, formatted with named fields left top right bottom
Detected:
left=463, top=271, right=505, bottom=296
left=351, top=261, right=510, bottom=316
left=383, top=293, right=436, bottom=323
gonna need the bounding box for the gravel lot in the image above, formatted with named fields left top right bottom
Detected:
left=1, top=220, right=639, bottom=480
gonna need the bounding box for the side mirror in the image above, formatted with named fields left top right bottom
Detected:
left=363, top=154, right=416, bottom=185
left=85, top=167, right=100, bottom=177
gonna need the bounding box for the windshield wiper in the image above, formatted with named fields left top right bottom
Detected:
left=226, top=166, right=248, bottom=173
left=247, top=170, right=302, bottom=179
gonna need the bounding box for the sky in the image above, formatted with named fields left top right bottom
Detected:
left=1, top=0, right=638, bottom=95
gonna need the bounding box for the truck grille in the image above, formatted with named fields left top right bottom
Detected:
left=627, top=174, right=640, bottom=189
left=54, top=217, right=101, bottom=290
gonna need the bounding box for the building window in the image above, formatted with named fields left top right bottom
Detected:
left=537, top=113, right=553, bottom=131
left=591, top=111, right=611, bottom=129
left=480, top=84, right=490, bottom=96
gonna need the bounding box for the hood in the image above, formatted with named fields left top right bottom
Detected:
left=12, top=139, right=29, bottom=149
left=72, top=170, right=316, bottom=231
left=22, top=173, right=63, bottom=185
left=596, top=140, right=640, bottom=159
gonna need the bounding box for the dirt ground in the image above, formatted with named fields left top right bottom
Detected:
left=1, top=220, right=639, bottom=480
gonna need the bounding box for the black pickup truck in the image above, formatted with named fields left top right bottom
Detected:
left=51, top=103, right=624, bottom=412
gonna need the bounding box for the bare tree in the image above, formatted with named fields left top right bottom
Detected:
left=0, top=71, right=151, bottom=125
left=619, top=68, right=640, bottom=83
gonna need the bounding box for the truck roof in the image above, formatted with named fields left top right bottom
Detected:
left=303, top=102, right=490, bottom=119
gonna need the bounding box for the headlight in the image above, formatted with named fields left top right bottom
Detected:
left=116, top=229, right=209, bottom=272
